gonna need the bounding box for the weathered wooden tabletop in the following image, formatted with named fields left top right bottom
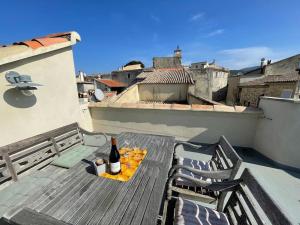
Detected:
left=11, top=132, right=175, bottom=225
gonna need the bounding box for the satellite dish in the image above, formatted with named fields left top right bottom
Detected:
left=94, top=88, right=104, bottom=101
left=5, top=71, right=42, bottom=94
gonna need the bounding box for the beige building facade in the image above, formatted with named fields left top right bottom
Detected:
left=188, top=63, right=229, bottom=102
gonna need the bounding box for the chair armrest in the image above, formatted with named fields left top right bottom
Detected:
left=167, top=173, right=242, bottom=199
left=167, top=173, right=212, bottom=199
left=169, top=164, right=232, bottom=180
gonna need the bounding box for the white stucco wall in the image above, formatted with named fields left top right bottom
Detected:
left=254, top=97, right=300, bottom=169
left=90, top=106, right=260, bottom=147
left=115, top=85, right=140, bottom=104
left=0, top=47, right=82, bottom=146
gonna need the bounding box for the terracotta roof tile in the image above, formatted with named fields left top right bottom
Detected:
left=19, top=40, right=43, bottom=49
left=104, top=91, right=117, bottom=97
left=12, top=32, right=72, bottom=50
left=34, top=37, right=68, bottom=47
left=137, top=68, right=194, bottom=84
left=97, top=79, right=127, bottom=88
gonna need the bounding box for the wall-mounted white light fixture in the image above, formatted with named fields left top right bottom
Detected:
left=5, top=71, right=42, bottom=96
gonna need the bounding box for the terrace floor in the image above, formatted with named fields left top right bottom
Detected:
left=175, top=143, right=300, bottom=224
left=0, top=136, right=299, bottom=224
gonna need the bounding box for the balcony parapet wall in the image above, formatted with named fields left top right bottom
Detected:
left=89, top=102, right=262, bottom=115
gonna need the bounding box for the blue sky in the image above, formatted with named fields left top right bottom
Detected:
left=1, top=0, right=300, bottom=73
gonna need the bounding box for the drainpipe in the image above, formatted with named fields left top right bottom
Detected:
left=295, top=61, right=300, bottom=99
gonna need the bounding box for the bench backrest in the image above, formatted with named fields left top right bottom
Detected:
left=0, top=123, right=82, bottom=185
left=223, top=169, right=292, bottom=225
left=210, top=136, right=242, bottom=179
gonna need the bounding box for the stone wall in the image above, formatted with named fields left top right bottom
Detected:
left=188, top=69, right=212, bottom=100
left=111, top=69, right=143, bottom=86
left=267, top=82, right=296, bottom=97
left=153, top=57, right=181, bottom=69
left=265, top=54, right=300, bottom=75
left=239, top=82, right=297, bottom=107
left=239, top=86, right=267, bottom=107
left=226, top=76, right=240, bottom=105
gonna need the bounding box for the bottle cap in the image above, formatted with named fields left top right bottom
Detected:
left=95, top=159, right=104, bottom=166
left=111, top=137, right=117, bottom=145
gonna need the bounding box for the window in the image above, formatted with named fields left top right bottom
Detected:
left=128, top=73, right=131, bottom=79
left=280, top=89, right=293, bottom=98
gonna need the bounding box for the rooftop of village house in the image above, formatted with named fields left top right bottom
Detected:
left=1, top=30, right=300, bottom=225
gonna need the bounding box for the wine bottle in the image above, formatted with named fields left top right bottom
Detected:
left=109, top=137, right=121, bottom=174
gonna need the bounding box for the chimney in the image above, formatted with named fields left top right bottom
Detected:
left=79, top=71, right=85, bottom=82
left=260, top=58, right=267, bottom=74
left=174, top=45, right=182, bottom=59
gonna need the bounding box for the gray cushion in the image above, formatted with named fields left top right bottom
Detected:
left=174, top=197, right=229, bottom=225
left=51, top=145, right=98, bottom=168
left=176, top=157, right=212, bottom=186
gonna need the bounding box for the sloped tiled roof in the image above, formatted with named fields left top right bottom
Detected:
left=264, top=74, right=300, bottom=83
left=137, top=68, right=194, bottom=84
left=239, top=73, right=300, bottom=87
left=97, top=79, right=127, bottom=87
left=239, top=77, right=267, bottom=87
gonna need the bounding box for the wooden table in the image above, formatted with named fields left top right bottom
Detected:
left=10, top=132, right=175, bottom=225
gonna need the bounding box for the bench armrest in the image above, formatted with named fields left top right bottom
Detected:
left=169, top=164, right=232, bottom=180
left=78, top=127, right=108, bottom=141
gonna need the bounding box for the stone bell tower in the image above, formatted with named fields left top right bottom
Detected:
left=174, top=45, right=182, bottom=59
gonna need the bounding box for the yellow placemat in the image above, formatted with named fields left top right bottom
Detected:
left=100, top=148, right=147, bottom=182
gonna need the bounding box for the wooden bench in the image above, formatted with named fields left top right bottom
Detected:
left=167, top=136, right=243, bottom=204
left=172, top=168, right=292, bottom=225
left=0, top=123, right=107, bottom=185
